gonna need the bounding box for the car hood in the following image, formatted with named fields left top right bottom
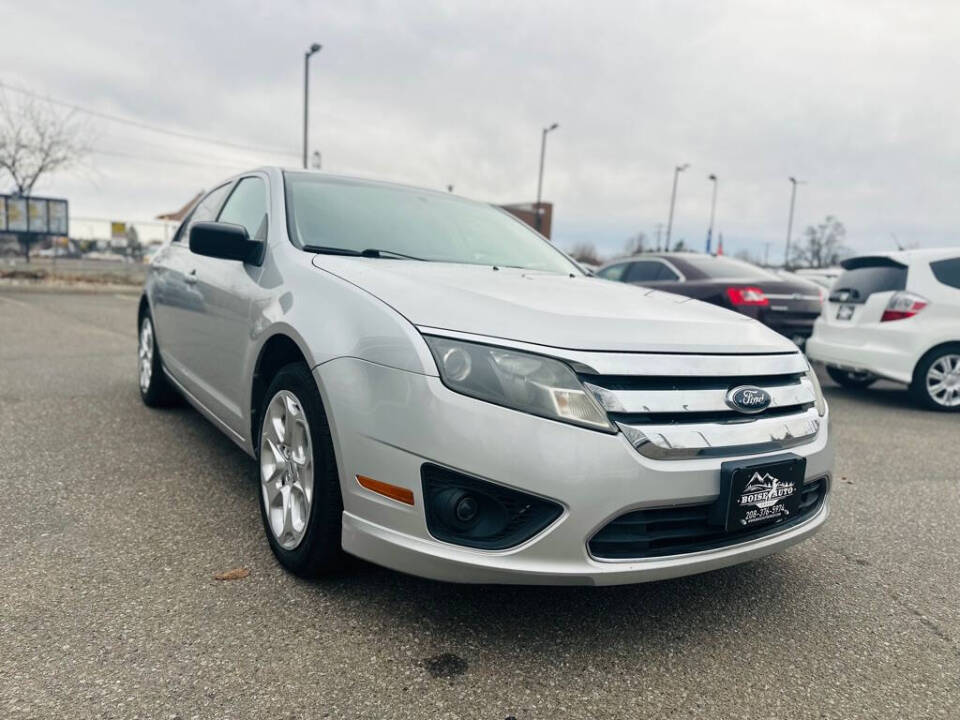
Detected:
left=311, top=257, right=798, bottom=354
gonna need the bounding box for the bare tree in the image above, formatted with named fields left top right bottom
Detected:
left=789, top=215, right=849, bottom=268
left=0, top=92, right=88, bottom=260
left=623, top=232, right=648, bottom=256
left=568, top=241, right=604, bottom=266
left=734, top=248, right=767, bottom=266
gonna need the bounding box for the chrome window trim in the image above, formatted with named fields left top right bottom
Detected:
left=654, top=257, right=686, bottom=282
left=765, top=293, right=822, bottom=301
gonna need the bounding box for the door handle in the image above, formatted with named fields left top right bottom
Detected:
left=184, top=269, right=198, bottom=285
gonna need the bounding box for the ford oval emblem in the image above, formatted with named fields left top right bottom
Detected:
left=725, top=385, right=772, bottom=414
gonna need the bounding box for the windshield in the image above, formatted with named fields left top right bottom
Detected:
left=284, top=173, right=579, bottom=274
left=679, top=255, right=777, bottom=281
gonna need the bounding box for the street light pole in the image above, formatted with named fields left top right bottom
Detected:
left=665, top=163, right=689, bottom=250
left=785, top=176, right=803, bottom=267
left=303, top=42, right=322, bottom=169
left=535, top=122, right=559, bottom=233
left=706, top=173, right=718, bottom=254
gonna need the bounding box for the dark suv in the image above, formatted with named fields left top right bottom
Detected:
left=596, top=253, right=824, bottom=347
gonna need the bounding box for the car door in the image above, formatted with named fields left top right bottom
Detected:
left=177, top=175, right=270, bottom=433
left=150, top=182, right=233, bottom=386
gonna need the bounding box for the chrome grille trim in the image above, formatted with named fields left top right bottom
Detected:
left=584, top=377, right=815, bottom=414
left=618, top=408, right=821, bottom=460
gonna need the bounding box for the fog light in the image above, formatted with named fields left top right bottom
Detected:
left=421, top=464, right=563, bottom=550
left=455, top=495, right=478, bottom=523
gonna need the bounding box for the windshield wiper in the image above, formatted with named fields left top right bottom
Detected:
left=302, top=245, right=362, bottom=256
left=302, top=245, right=425, bottom=261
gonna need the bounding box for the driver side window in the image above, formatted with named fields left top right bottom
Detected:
left=174, top=183, right=231, bottom=242
left=217, top=177, right=268, bottom=241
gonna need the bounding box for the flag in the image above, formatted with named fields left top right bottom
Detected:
left=717, top=233, right=724, bottom=256
left=705, top=228, right=712, bottom=254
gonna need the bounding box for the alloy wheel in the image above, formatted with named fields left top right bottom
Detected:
left=259, top=390, right=315, bottom=549
left=926, top=354, right=960, bottom=408
left=138, top=318, right=154, bottom=392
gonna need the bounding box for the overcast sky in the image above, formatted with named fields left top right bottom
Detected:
left=2, top=0, right=959, bottom=261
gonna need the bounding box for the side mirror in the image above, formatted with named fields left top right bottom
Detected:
left=189, top=221, right=264, bottom=265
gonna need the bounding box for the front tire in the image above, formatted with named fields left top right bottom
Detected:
left=911, top=346, right=960, bottom=412
left=825, top=366, right=877, bottom=389
left=138, top=311, right=179, bottom=407
left=257, top=363, right=345, bottom=576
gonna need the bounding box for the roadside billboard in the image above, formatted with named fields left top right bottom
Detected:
left=0, top=194, right=69, bottom=235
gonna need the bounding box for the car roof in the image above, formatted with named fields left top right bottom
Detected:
left=598, top=252, right=713, bottom=267
left=846, top=248, right=960, bottom=265
left=247, top=166, right=480, bottom=204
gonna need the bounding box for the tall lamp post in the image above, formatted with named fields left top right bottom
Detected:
left=706, top=173, right=718, bottom=253
left=784, top=176, right=804, bottom=267
left=535, top=122, right=559, bottom=233
left=303, top=42, right=322, bottom=169
left=665, top=163, right=689, bottom=249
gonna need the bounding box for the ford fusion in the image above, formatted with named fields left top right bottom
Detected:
left=138, top=168, right=832, bottom=585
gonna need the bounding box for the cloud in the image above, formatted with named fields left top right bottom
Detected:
left=3, top=0, right=958, bottom=261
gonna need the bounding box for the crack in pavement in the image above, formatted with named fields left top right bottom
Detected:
left=826, top=543, right=960, bottom=659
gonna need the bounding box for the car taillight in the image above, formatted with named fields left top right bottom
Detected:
left=726, top=286, right=769, bottom=306
left=881, top=291, right=928, bottom=322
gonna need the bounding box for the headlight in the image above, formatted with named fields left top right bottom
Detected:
left=805, top=361, right=827, bottom=416
left=424, top=336, right=614, bottom=432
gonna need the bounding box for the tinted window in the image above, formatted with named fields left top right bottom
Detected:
left=678, top=255, right=775, bottom=280
left=284, top=174, right=579, bottom=274
left=657, top=263, right=680, bottom=281
left=596, top=262, right=629, bottom=281
left=218, top=177, right=268, bottom=240
left=931, top=258, right=960, bottom=289
left=177, top=183, right=231, bottom=242
left=829, top=265, right=906, bottom=303
left=625, top=260, right=670, bottom=283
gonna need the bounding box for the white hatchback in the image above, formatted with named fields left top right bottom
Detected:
left=807, top=249, right=960, bottom=410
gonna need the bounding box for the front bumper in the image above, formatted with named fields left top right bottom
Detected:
left=315, top=358, right=833, bottom=586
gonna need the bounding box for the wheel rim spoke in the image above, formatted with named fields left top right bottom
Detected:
left=259, top=388, right=315, bottom=549
left=139, top=320, right=153, bottom=391
left=927, top=354, right=960, bottom=407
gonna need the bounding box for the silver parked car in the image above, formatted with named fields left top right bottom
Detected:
left=139, top=168, right=832, bottom=585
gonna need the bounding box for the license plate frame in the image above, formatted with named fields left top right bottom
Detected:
left=713, top=454, right=807, bottom=532
left=836, top=304, right=855, bottom=320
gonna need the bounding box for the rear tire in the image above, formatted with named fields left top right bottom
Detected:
left=256, top=362, right=345, bottom=576
left=138, top=311, right=180, bottom=407
left=825, top=366, right=877, bottom=389
left=911, top=345, right=960, bottom=412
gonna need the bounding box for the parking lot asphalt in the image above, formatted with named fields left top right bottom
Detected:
left=2, top=290, right=959, bottom=720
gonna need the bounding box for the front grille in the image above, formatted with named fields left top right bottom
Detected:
left=579, top=353, right=822, bottom=459
left=589, top=475, right=828, bottom=560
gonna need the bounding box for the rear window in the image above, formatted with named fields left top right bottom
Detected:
left=829, top=264, right=906, bottom=303
left=931, top=258, right=960, bottom=289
